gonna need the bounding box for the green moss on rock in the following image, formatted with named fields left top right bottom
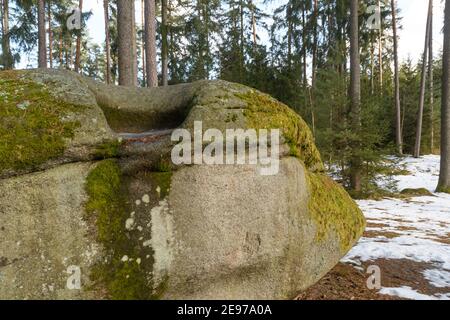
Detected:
left=400, top=188, right=433, bottom=197
left=0, top=71, right=81, bottom=173
left=306, top=171, right=366, bottom=253
left=94, top=140, right=122, bottom=160
left=436, top=185, right=450, bottom=194
left=85, top=160, right=153, bottom=300
left=149, top=172, right=173, bottom=199
left=237, top=91, right=324, bottom=172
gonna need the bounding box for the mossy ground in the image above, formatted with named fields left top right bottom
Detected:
left=237, top=91, right=324, bottom=172
left=85, top=160, right=153, bottom=300
left=306, top=171, right=366, bottom=253
left=0, top=71, right=81, bottom=173
left=436, top=185, right=450, bottom=194
left=400, top=188, right=433, bottom=197
left=94, top=140, right=122, bottom=160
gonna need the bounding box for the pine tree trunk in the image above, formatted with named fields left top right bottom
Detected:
left=429, top=2, right=434, bottom=153
left=1, top=0, right=13, bottom=69
left=161, top=0, right=169, bottom=86
left=118, top=0, right=137, bottom=86
left=414, top=0, right=433, bottom=158
left=59, top=31, right=63, bottom=66
left=47, top=1, right=53, bottom=68
left=141, top=0, right=146, bottom=86
left=370, top=36, right=375, bottom=94
left=38, top=0, right=47, bottom=68
left=104, top=0, right=111, bottom=84
left=132, top=0, right=138, bottom=84
left=75, top=0, right=83, bottom=73
left=302, top=7, right=307, bottom=88
left=391, top=0, right=402, bottom=154
left=287, top=3, right=292, bottom=70
left=438, top=0, right=450, bottom=193
left=349, top=0, right=362, bottom=192
left=145, top=0, right=158, bottom=87
left=250, top=0, right=257, bottom=45
left=239, top=0, right=244, bottom=82
left=378, top=0, right=383, bottom=90
left=311, top=0, right=318, bottom=87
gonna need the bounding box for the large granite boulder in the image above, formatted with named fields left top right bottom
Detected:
left=0, top=69, right=365, bottom=300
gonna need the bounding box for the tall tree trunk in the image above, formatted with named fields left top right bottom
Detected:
left=59, top=31, right=63, bottom=66
left=370, top=36, right=375, bottom=94
left=118, top=0, right=137, bottom=86
left=438, top=0, right=450, bottom=193
left=414, top=0, right=433, bottom=158
left=132, top=0, right=138, bottom=84
left=287, top=2, right=292, bottom=70
left=349, top=0, right=362, bottom=192
left=141, top=0, right=146, bottom=86
left=311, top=0, right=318, bottom=87
left=104, top=0, right=111, bottom=84
left=239, top=0, right=244, bottom=82
left=161, top=0, right=169, bottom=86
left=74, top=0, right=83, bottom=73
left=47, top=0, right=53, bottom=68
left=302, top=6, right=307, bottom=88
left=145, top=0, right=158, bottom=87
left=378, top=0, right=383, bottom=90
left=391, top=0, right=402, bottom=154
left=429, top=2, right=434, bottom=153
left=1, top=0, right=13, bottom=69
left=250, top=0, right=257, bottom=45
left=38, top=0, right=47, bottom=68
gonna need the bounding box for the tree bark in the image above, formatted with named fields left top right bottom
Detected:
left=47, top=1, right=53, bottom=68
left=38, top=0, right=47, bottom=68
left=250, top=0, right=257, bottom=45
left=429, top=2, right=434, bottom=153
left=59, top=31, right=63, bottom=66
left=378, top=0, right=383, bottom=90
left=141, top=0, right=146, bottom=86
left=118, top=0, right=137, bottom=86
left=161, top=0, right=169, bottom=86
left=1, top=0, right=13, bottom=69
left=438, top=0, right=450, bottom=193
left=145, top=0, right=158, bottom=87
left=302, top=6, right=307, bottom=88
left=75, top=0, right=83, bottom=73
left=349, top=0, right=362, bottom=192
left=414, top=0, right=433, bottom=158
left=391, top=0, right=402, bottom=154
left=311, top=0, right=318, bottom=87
left=104, top=0, right=111, bottom=84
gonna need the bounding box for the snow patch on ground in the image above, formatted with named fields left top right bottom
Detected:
left=379, top=286, right=441, bottom=300
left=342, top=155, right=450, bottom=300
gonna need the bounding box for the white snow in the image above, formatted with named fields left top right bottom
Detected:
left=342, top=155, right=450, bottom=300
left=423, top=269, right=450, bottom=288
left=379, top=286, right=439, bottom=300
